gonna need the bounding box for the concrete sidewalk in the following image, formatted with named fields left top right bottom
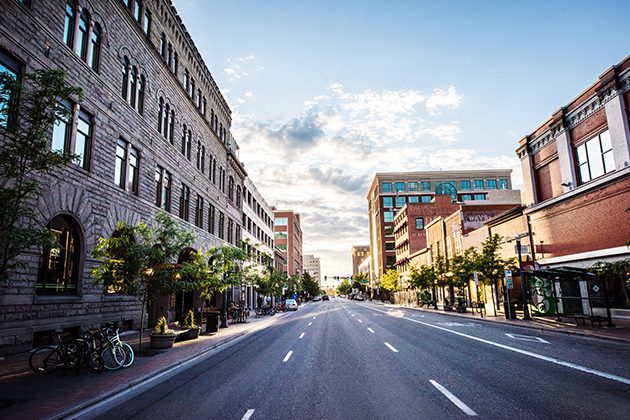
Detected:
left=369, top=299, right=630, bottom=343
left=0, top=310, right=290, bottom=419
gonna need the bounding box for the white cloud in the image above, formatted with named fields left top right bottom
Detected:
left=223, top=54, right=263, bottom=82
left=232, top=83, right=519, bottom=276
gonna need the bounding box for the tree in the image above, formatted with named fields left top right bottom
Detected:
left=449, top=247, right=480, bottom=305
left=256, top=268, right=286, bottom=302
left=302, top=272, right=320, bottom=298
left=410, top=265, right=436, bottom=291
left=337, top=278, right=352, bottom=296
left=91, top=212, right=205, bottom=353
left=379, top=269, right=400, bottom=293
left=0, top=69, right=82, bottom=285
left=474, top=234, right=516, bottom=310
left=285, top=273, right=303, bottom=297
left=199, top=244, right=246, bottom=300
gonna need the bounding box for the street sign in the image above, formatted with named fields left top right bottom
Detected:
left=504, top=269, right=513, bottom=289
left=473, top=271, right=479, bottom=285
left=514, top=244, right=528, bottom=255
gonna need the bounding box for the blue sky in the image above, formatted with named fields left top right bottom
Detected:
left=173, top=0, right=630, bottom=278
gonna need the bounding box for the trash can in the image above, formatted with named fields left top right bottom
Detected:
left=206, top=311, right=220, bottom=333
left=504, top=301, right=517, bottom=319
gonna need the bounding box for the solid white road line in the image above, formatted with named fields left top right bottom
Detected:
left=242, top=409, right=255, bottom=420
left=364, top=305, right=630, bottom=386
left=384, top=342, right=399, bottom=353
left=357, top=319, right=363, bottom=323
left=367, top=328, right=375, bottom=334
left=308, top=322, right=312, bottom=326
left=283, top=351, right=293, bottom=362
left=299, top=332, right=305, bottom=339
left=430, top=380, right=477, bottom=416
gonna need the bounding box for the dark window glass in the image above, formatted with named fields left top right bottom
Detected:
left=37, top=215, right=81, bottom=295
left=486, top=179, right=497, bottom=190
left=461, top=194, right=472, bottom=201
left=499, top=179, right=508, bottom=190
left=64, top=1, right=75, bottom=48
left=75, top=10, right=89, bottom=59
left=0, top=50, right=19, bottom=127
left=218, top=212, right=225, bottom=239
left=473, top=193, right=485, bottom=200
left=88, top=24, right=100, bottom=71
left=51, top=100, right=72, bottom=153
left=473, top=179, right=484, bottom=190
left=460, top=180, right=471, bottom=191
left=129, top=66, right=137, bottom=109
left=127, top=146, right=139, bottom=195
left=137, top=75, right=145, bottom=115
left=415, top=218, right=424, bottom=230
left=179, top=183, right=190, bottom=221
left=195, top=195, right=204, bottom=228
left=421, top=195, right=431, bottom=203
left=143, top=9, right=151, bottom=34
left=208, top=204, right=215, bottom=234
left=114, top=139, right=127, bottom=188
left=121, top=57, right=129, bottom=100
left=74, top=110, right=91, bottom=170
left=420, top=181, right=431, bottom=192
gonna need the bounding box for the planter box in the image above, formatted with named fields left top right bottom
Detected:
left=150, top=333, right=176, bottom=349
left=180, top=328, right=200, bottom=341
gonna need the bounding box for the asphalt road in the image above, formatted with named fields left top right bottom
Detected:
left=93, top=299, right=630, bottom=420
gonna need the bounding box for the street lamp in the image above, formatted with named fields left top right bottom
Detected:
left=514, top=233, right=532, bottom=321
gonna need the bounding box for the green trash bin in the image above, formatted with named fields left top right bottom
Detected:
left=206, top=311, right=220, bottom=333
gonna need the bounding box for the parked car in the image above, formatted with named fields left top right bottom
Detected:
left=354, top=295, right=365, bottom=301
left=339, top=295, right=346, bottom=298
left=313, top=296, right=322, bottom=302
left=285, top=299, right=299, bottom=311
left=322, top=295, right=329, bottom=301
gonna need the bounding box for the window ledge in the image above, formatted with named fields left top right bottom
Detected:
left=34, top=295, right=82, bottom=304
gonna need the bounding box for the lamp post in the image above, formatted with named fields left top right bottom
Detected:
left=516, top=234, right=532, bottom=321
left=220, top=271, right=228, bottom=328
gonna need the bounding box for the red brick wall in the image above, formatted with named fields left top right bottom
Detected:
left=532, top=143, right=557, bottom=167
left=529, top=176, right=630, bottom=259
left=535, top=158, right=561, bottom=202
left=570, top=108, right=607, bottom=145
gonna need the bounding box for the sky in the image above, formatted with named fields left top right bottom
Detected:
left=172, top=0, right=630, bottom=278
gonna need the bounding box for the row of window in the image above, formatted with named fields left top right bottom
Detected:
left=242, top=214, right=273, bottom=249
left=120, top=0, right=151, bottom=36
left=382, top=193, right=487, bottom=210
left=243, top=187, right=274, bottom=229
left=381, top=179, right=509, bottom=193
left=576, top=129, right=614, bottom=183
left=64, top=1, right=101, bottom=72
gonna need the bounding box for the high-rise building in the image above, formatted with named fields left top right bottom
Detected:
left=303, top=254, right=321, bottom=285
left=367, top=170, right=518, bottom=281
left=273, top=209, right=303, bottom=276
left=351, top=245, right=370, bottom=276
left=0, top=0, right=249, bottom=354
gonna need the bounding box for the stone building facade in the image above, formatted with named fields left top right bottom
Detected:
left=0, top=0, right=252, bottom=354
left=350, top=245, right=369, bottom=276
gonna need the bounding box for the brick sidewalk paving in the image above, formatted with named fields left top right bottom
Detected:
left=0, top=311, right=288, bottom=419
left=370, top=299, right=630, bottom=343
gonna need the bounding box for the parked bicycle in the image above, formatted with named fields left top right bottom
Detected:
left=255, top=304, right=276, bottom=316
left=29, top=331, right=102, bottom=375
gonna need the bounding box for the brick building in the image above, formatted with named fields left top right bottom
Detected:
left=273, top=209, right=303, bottom=276
left=350, top=245, right=369, bottom=276
left=516, top=55, right=630, bottom=316
left=0, top=0, right=255, bottom=354
left=367, top=170, right=517, bottom=284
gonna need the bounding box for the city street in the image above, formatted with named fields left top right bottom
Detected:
left=87, top=300, right=630, bottom=420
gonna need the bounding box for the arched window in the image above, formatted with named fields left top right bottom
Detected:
left=228, top=176, right=234, bottom=201
left=169, top=109, right=175, bottom=144
left=37, top=214, right=81, bottom=295
left=160, top=32, right=166, bottom=58
left=121, top=56, right=129, bottom=100
left=64, top=1, right=76, bottom=48
left=76, top=10, right=90, bottom=59
left=236, top=185, right=242, bottom=208
left=167, top=43, right=173, bottom=67
left=163, top=103, right=170, bottom=139
left=129, top=66, right=138, bottom=109
left=137, top=75, right=145, bottom=115
left=210, top=109, right=215, bottom=130
left=158, top=97, right=164, bottom=133
left=88, top=23, right=101, bottom=71
left=181, top=124, right=187, bottom=156
left=186, top=129, right=191, bottom=160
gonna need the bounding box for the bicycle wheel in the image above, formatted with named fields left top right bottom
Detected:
left=101, top=346, right=125, bottom=370
left=270, top=308, right=276, bottom=315
left=255, top=307, right=262, bottom=316
left=121, top=342, right=134, bottom=368
left=87, top=351, right=104, bottom=373
left=29, top=346, right=62, bottom=375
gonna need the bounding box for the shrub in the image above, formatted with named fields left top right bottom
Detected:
left=183, top=310, right=197, bottom=329
left=154, top=316, right=174, bottom=335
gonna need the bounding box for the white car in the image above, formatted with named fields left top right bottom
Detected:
left=285, top=299, right=298, bottom=311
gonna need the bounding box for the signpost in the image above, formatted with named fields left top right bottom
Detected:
left=504, top=269, right=513, bottom=320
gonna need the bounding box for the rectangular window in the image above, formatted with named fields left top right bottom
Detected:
left=407, top=181, right=418, bottom=192
left=218, top=212, right=225, bottom=239
left=381, top=182, right=392, bottom=193
left=74, top=111, right=91, bottom=170
left=486, top=179, right=497, bottom=190
left=421, top=195, right=432, bottom=203
left=386, top=255, right=396, bottom=268
left=385, top=242, right=395, bottom=251
left=499, top=179, right=508, bottom=190
left=195, top=195, right=204, bottom=228
left=461, top=194, right=472, bottom=201
left=384, top=225, right=393, bottom=236
left=208, top=204, right=215, bottom=234
left=0, top=50, right=20, bottom=127
left=383, top=211, right=394, bottom=223
left=395, top=196, right=405, bottom=207
left=408, top=196, right=419, bottom=203
left=179, top=183, right=190, bottom=221
left=275, top=217, right=288, bottom=226
left=154, top=166, right=171, bottom=211
left=382, top=196, right=393, bottom=207
left=394, top=182, right=405, bottom=192
left=420, top=181, right=431, bottom=192
left=473, top=179, right=484, bottom=190
left=143, top=9, right=151, bottom=34
left=415, top=218, right=424, bottom=230
left=51, top=100, right=72, bottom=154
left=114, top=139, right=127, bottom=189
left=576, top=130, right=614, bottom=184
left=460, top=180, right=471, bottom=191
left=474, top=193, right=485, bottom=200
left=127, top=146, right=139, bottom=195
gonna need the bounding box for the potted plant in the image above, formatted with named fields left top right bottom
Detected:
left=181, top=310, right=200, bottom=340
left=150, top=316, right=176, bottom=349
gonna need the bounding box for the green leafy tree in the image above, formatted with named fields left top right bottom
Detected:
left=337, top=278, right=352, bottom=295
left=91, top=212, right=204, bottom=352
left=449, top=248, right=480, bottom=304
left=379, top=269, right=400, bottom=293
left=256, top=268, right=286, bottom=302
left=0, top=69, right=82, bottom=285
left=199, top=244, right=246, bottom=300
left=474, top=234, right=516, bottom=309
left=410, top=265, right=436, bottom=291
left=285, top=273, right=303, bottom=297
left=302, top=272, right=320, bottom=297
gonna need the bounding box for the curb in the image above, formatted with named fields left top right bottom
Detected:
left=369, top=301, right=630, bottom=344
left=50, top=314, right=286, bottom=419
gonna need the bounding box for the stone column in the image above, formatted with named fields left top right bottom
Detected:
left=604, top=93, right=630, bottom=170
